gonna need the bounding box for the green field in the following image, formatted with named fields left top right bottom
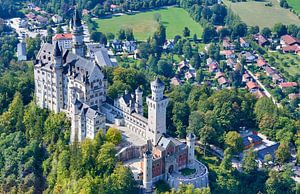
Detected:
left=267, top=52, right=300, bottom=77
left=287, top=0, right=300, bottom=14
left=95, top=7, right=203, bottom=40
left=223, top=0, right=300, bottom=28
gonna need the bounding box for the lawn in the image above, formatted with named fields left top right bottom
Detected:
left=287, top=0, right=300, bottom=15
left=223, top=0, right=300, bottom=28
left=95, top=7, right=203, bottom=40
left=266, top=51, right=300, bottom=77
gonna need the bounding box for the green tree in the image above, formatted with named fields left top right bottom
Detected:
left=266, top=166, right=295, bottom=194
left=275, top=142, right=291, bottom=165
left=242, top=148, right=257, bottom=175
left=106, top=127, right=122, bottom=145
left=261, top=27, right=272, bottom=38
left=183, top=27, right=190, bottom=37
left=225, top=131, right=243, bottom=154
left=273, top=23, right=287, bottom=37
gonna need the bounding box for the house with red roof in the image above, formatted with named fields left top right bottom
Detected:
left=253, top=34, right=269, bottom=47
left=280, top=35, right=300, bottom=53
left=218, top=77, right=229, bottom=88
left=280, top=35, right=300, bottom=46
left=220, top=50, right=235, bottom=59
left=272, top=73, right=284, bottom=84
left=242, top=73, right=252, bottom=83
left=279, top=82, right=298, bottom=89
left=240, top=37, right=249, bottom=48
left=246, top=81, right=259, bottom=93
left=52, top=33, right=73, bottom=50
left=288, top=93, right=300, bottom=100
left=208, top=62, right=219, bottom=73
left=223, top=38, right=235, bottom=50
left=170, top=76, right=182, bottom=86
left=256, top=58, right=267, bottom=68
left=215, top=72, right=225, bottom=79
left=264, top=66, right=276, bottom=76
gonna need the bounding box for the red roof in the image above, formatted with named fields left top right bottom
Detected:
left=246, top=81, right=259, bottom=90
left=257, top=58, right=267, bottom=67
left=282, top=45, right=299, bottom=52
left=53, top=33, right=73, bottom=40
left=279, top=82, right=298, bottom=88
left=215, top=72, right=225, bottom=79
left=265, top=66, right=276, bottom=75
left=218, top=77, right=228, bottom=85
left=240, top=37, right=247, bottom=44
left=281, top=35, right=300, bottom=46
left=220, top=50, right=234, bottom=56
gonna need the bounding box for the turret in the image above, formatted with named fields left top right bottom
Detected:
left=135, top=86, right=143, bottom=115
left=53, top=41, right=62, bottom=68
left=146, top=77, right=169, bottom=145
left=143, top=140, right=153, bottom=193
left=72, top=9, right=84, bottom=57
left=186, top=133, right=196, bottom=167
left=150, top=77, right=165, bottom=101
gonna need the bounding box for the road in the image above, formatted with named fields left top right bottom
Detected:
left=244, top=65, right=279, bottom=106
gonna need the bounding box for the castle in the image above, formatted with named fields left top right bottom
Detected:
left=34, top=10, right=208, bottom=192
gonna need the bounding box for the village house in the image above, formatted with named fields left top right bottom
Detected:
left=170, top=76, right=182, bottom=86
left=271, top=73, right=284, bottom=84
left=264, top=66, right=277, bottom=76
left=208, top=62, right=219, bottom=73
left=242, top=73, right=252, bottom=83
left=246, top=81, right=259, bottom=93
left=288, top=93, right=300, bottom=100
left=215, top=72, right=225, bottom=80
left=256, top=58, right=268, bottom=69
left=240, top=51, right=256, bottom=63
left=253, top=34, right=269, bottom=47
left=217, top=77, right=229, bottom=88
left=223, top=38, right=235, bottom=50
left=123, top=41, right=137, bottom=53
left=280, top=35, right=300, bottom=54
left=226, top=58, right=237, bottom=69
left=185, top=69, right=196, bottom=81
left=279, top=82, right=298, bottom=90
left=177, top=60, right=191, bottom=72
left=240, top=37, right=249, bottom=48
left=220, top=50, right=235, bottom=59
left=52, top=15, right=63, bottom=23
left=111, top=40, right=123, bottom=52
left=163, top=40, right=175, bottom=50
left=52, top=33, right=73, bottom=50
left=280, top=35, right=300, bottom=47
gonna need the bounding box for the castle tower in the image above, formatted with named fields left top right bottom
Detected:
left=54, top=41, right=62, bottom=67
left=146, top=78, right=169, bottom=145
left=70, top=88, right=78, bottom=143
left=135, top=86, right=143, bottom=115
left=53, top=41, right=63, bottom=113
left=186, top=133, right=196, bottom=167
left=143, top=141, right=153, bottom=193
left=72, top=9, right=84, bottom=57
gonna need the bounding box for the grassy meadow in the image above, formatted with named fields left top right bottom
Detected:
left=223, top=0, right=300, bottom=28
left=94, top=7, right=203, bottom=40
left=287, top=0, right=300, bottom=15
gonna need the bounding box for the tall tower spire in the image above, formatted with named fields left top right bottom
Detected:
left=53, top=41, right=62, bottom=68
left=146, top=77, right=169, bottom=145
left=72, top=9, right=84, bottom=57
left=143, top=140, right=153, bottom=193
